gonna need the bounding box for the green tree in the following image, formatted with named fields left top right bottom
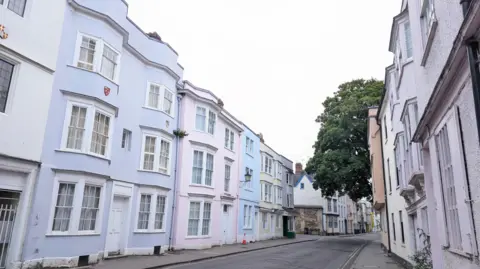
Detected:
left=305, top=78, right=384, bottom=201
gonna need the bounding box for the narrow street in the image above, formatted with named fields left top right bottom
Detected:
left=165, top=235, right=374, bottom=269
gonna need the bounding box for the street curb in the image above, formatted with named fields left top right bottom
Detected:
left=144, top=239, right=318, bottom=269
left=339, top=241, right=369, bottom=269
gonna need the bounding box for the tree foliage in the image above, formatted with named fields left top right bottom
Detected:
left=305, top=78, right=384, bottom=201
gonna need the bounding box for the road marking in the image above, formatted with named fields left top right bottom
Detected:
left=339, top=242, right=367, bottom=269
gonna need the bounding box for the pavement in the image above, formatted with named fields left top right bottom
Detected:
left=350, top=235, right=405, bottom=269
left=90, top=233, right=406, bottom=269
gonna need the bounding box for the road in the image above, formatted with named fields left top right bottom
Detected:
left=166, top=235, right=370, bottom=269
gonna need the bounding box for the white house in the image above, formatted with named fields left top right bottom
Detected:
left=0, top=1, right=66, bottom=268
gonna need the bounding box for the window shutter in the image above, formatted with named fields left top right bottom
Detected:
left=430, top=137, right=449, bottom=247
left=447, top=107, right=475, bottom=254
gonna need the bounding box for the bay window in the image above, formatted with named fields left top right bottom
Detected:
left=140, top=131, right=172, bottom=175
left=61, top=97, right=115, bottom=158
left=74, top=33, right=121, bottom=82
left=195, top=106, right=216, bottom=134
left=145, top=82, right=175, bottom=117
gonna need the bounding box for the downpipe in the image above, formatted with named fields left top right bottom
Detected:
left=168, top=93, right=183, bottom=251
left=377, top=112, right=391, bottom=253
left=460, top=0, right=480, bottom=256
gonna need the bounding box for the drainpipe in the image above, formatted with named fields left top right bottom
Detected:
left=168, top=93, right=183, bottom=251
left=235, top=131, right=241, bottom=243
left=460, top=0, right=480, bottom=255
left=377, top=116, right=392, bottom=253
left=461, top=0, right=480, bottom=147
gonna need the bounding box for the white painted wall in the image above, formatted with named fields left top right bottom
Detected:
left=293, top=174, right=323, bottom=207
left=0, top=1, right=66, bottom=161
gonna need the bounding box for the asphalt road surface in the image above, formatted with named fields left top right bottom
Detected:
left=166, top=236, right=369, bottom=269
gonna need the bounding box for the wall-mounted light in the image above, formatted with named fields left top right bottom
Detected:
left=244, top=170, right=252, bottom=182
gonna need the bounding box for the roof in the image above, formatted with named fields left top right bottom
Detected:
left=294, top=172, right=314, bottom=188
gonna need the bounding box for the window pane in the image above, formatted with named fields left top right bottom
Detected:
left=195, top=107, right=206, bottom=131
left=148, top=84, right=161, bottom=108
left=202, top=203, right=211, bottom=235
left=224, top=164, right=231, bottom=192
left=100, top=46, right=118, bottom=80
left=143, top=136, right=156, bottom=170
left=7, top=0, right=26, bottom=16
left=205, top=154, right=214, bottom=186
left=159, top=140, right=170, bottom=174
left=137, top=194, right=151, bottom=229
left=163, top=90, right=173, bottom=114
left=155, top=196, right=166, bottom=230
left=66, top=106, right=87, bottom=150
left=90, top=112, right=110, bottom=156
left=0, top=59, right=14, bottom=113
left=192, top=151, right=204, bottom=184
left=230, top=131, right=234, bottom=150
left=79, top=185, right=101, bottom=231
left=224, top=129, right=229, bottom=148
left=208, top=111, right=216, bottom=134
left=188, top=202, right=200, bottom=236
left=78, top=36, right=96, bottom=70
left=53, top=183, right=76, bottom=231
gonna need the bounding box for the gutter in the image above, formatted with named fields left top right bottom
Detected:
left=376, top=116, right=392, bottom=253
left=459, top=0, right=480, bottom=255
left=168, top=94, right=183, bottom=251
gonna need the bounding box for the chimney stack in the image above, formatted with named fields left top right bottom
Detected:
left=295, top=162, right=303, bottom=174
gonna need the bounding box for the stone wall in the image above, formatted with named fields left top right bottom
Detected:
left=295, top=207, right=323, bottom=234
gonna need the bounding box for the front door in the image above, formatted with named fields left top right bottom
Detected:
left=222, top=205, right=231, bottom=244
left=106, top=196, right=128, bottom=254
left=270, top=215, right=275, bottom=238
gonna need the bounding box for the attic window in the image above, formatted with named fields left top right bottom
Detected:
left=300, top=183, right=305, bottom=189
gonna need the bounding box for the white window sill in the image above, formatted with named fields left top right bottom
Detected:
left=55, top=149, right=110, bottom=162
left=138, top=169, right=170, bottom=177
left=447, top=248, right=472, bottom=259
left=401, top=243, right=406, bottom=248
left=189, top=184, right=214, bottom=189
left=133, top=230, right=165, bottom=234
left=192, top=129, right=214, bottom=136
left=224, top=147, right=235, bottom=153
left=243, top=227, right=253, bottom=230
left=67, top=65, right=119, bottom=86
left=185, top=235, right=211, bottom=239
left=46, top=232, right=101, bottom=237
left=142, top=106, right=174, bottom=119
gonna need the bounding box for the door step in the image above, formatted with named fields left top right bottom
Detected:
left=105, top=253, right=127, bottom=260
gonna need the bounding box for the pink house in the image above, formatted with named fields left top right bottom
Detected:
left=172, top=81, right=243, bottom=249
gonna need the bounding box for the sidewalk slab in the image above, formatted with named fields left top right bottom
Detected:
left=91, top=235, right=322, bottom=269
left=349, top=240, right=405, bottom=269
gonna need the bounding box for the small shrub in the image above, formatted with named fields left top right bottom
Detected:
left=410, top=228, right=432, bottom=269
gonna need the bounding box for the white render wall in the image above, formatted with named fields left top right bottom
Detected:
left=293, top=174, right=323, bottom=207
left=0, top=1, right=66, bottom=161
left=378, top=89, right=412, bottom=263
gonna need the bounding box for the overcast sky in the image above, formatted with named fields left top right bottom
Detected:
left=127, top=0, right=401, bottom=166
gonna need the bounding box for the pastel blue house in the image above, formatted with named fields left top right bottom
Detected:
left=237, top=125, right=261, bottom=242
left=21, top=0, right=183, bottom=267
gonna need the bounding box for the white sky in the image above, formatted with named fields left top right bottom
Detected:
left=127, top=0, right=401, bottom=165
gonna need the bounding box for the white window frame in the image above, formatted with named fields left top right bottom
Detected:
left=73, top=32, right=121, bottom=83
left=60, top=96, right=115, bottom=159
left=134, top=187, right=168, bottom=233
left=246, top=137, right=254, bottom=155
left=403, top=21, right=413, bottom=59
left=224, top=128, right=235, bottom=151
left=277, top=186, right=282, bottom=205
left=243, top=205, right=252, bottom=229
left=144, top=81, right=175, bottom=117
left=261, top=154, right=273, bottom=175
left=47, top=174, right=106, bottom=236
left=433, top=108, right=475, bottom=254
left=139, top=131, right=173, bottom=175
left=195, top=105, right=216, bottom=134
left=261, top=182, right=273, bottom=203
left=191, top=147, right=215, bottom=187
left=186, top=199, right=212, bottom=237
left=224, top=162, right=232, bottom=193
